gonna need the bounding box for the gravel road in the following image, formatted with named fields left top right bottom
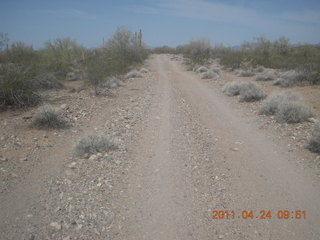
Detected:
left=0, top=54, right=319, bottom=240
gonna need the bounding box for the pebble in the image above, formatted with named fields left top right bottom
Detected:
left=49, top=222, right=61, bottom=230
left=231, top=147, right=239, bottom=151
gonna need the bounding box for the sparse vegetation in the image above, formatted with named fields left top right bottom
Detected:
left=214, top=36, right=320, bottom=85
left=31, top=104, right=67, bottom=129
left=307, top=123, right=320, bottom=153
left=239, top=82, right=266, bottom=102
left=74, top=134, right=116, bottom=158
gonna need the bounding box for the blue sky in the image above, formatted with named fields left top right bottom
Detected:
left=1, top=0, right=320, bottom=48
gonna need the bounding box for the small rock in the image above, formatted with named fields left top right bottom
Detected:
left=68, top=162, right=76, bottom=169
left=231, top=147, right=239, bottom=151
left=218, top=234, right=224, bottom=239
left=308, top=117, right=318, bottom=123
left=60, top=104, right=67, bottom=110
left=20, top=157, right=28, bottom=162
left=50, top=222, right=61, bottom=230
left=89, top=154, right=98, bottom=160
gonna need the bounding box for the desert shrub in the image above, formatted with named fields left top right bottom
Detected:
left=31, top=104, right=67, bottom=129
left=195, top=66, right=208, bottom=73
left=256, top=71, right=276, bottom=81
left=239, top=82, right=266, bottom=102
left=238, top=70, right=255, bottom=77
left=201, top=70, right=218, bottom=79
left=125, top=70, right=142, bottom=79
left=275, top=101, right=313, bottom=123
left=260, top=91, right=301, bottom=115
left=307, top=123, right=320, bottom=153
left=74, top=134, right=116, bottom=157
left=0, top=63, right=40, bottom=107
left=222, top=81, right=242, bottom=96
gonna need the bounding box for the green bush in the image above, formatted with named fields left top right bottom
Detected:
left=0, top=63, right=40, bottom=107
left=177, top=39, right=212, bottom=64
left=40, top=38, right=86, bottom=75
left=85, top=28, right=148, bottom=85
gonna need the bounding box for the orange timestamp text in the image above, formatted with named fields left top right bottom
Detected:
left=211, top=210, right=306, bottom=220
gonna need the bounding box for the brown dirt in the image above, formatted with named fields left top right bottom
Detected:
left=0, top=55, right=319, bottom=240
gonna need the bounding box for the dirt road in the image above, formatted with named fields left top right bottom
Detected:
left=1, top=55, right=320, bottom=239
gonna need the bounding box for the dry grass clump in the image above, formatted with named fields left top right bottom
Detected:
left=125, top=70, right=142, bottom=79
left=195, top=66, right=208, bottom=73
left=306, top=123, right=320, bottom=153
left=260, top=91, right=300, bottom=115
left=201, top=70, right=218, bottom=79
left=239, top=82, right=266, bottom=102
left=74, top=134, right=116, bottom=158
left=260, top=91, right=313, bottom=123
left=222, top=81, right=242, bottom=96
left=31, top=104, right=67, bottom=129
left=275, top=101, right=313, bottom=123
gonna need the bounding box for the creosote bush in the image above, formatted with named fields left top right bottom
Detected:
left=307, top=123, right=320, bottom=153
left=31, top=104, right=67, bottom=129
left=239, top=82, right=266, bottom=102
left=74, top=134, right=116, bottom=158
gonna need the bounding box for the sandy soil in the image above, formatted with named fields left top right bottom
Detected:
left=0, top=54, right=319, bottom=240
